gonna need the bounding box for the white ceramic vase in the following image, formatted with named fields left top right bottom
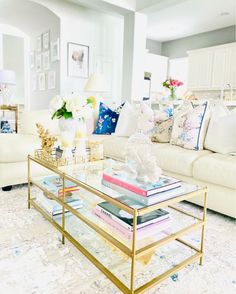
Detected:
left=59, top=117, right=76, bottom=158
left=75, top=119, right=87, bottom=161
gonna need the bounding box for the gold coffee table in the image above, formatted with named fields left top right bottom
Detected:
left=27, top=155, right=207, bottom=294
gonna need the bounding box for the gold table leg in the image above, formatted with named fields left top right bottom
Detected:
left=28, top=155, right=31, bottom=209
left=130, top=209, right=137, bottom=293
left=200, top=190, right=207, bottom=265
left=62, top=174, right=65, bottom=245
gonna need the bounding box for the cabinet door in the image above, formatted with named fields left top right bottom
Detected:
left=188, top=51, right=213, bottom=90
left=212, top=47, right=228, bottom=88
left=225, top=44, right=236, bottom=88
left=187, top=53, right=199, bottom=89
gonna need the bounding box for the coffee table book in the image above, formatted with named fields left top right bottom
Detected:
left=28, top=156, right=207, bottom=294
left=103, top=169, right=181, bottom=196
left=102, top=179, right=183, bottom=205
left=96, top=196, right=170, bottom=231
left=93, top=208, right=171, bottom=241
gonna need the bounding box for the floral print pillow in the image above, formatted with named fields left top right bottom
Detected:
left=94, top=102, right=123, bottom=134
left=170, top=102, right=210, bottom=150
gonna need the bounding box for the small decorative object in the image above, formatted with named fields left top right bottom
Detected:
left=36, top=35, right=42, bottom=52
left=38, top=73, right=46, bottom=91
left=68, top=42, right=89, bottom=78
left=36, top=123, right=57, bottom=156
left=50, top=95, right=95, bottom=158
left=163, top=78, right=183, bottom=101
left=1, top=120, right=13, bottom=133
left=88, top=141, right=104, bottom=161
left=42, top=31, right=50, bottom=51
left=36, top=54, right=42, bottom=72
left=51, top=38, right=60, bottom=62
left=123, top=102, right=162, bottom=184
left=43, top=51, right=50, bottom=71
left=183, top=90, right=197, bottom=100
left=47, top=71, right=56, bottom=90
left=30, top=51, right=35, bottom=69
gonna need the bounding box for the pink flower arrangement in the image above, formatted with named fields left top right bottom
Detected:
left=163, top=78, right=183, bottom=89
left=163, top=78, right=184, bottom=100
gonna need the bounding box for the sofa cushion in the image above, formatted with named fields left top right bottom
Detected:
left=103, top=136, right=167, bottom=161
left=0, top=134, right=41, bottom=163
left=193, top=153, right=236, bottom=189
left=20, top=110, right=60, bottom=136
left=151, top=144, right=212, bottom=177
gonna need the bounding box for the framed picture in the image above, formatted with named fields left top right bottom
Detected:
left=42, top=31, right=50, bottom=51
left=67, top=42, right=89, bottom=78
left=30, top=51, right=35, bottom=69
left=32, top=74, right=37, bottom=91
left=38, top=73, right=46, bottom=91
left=48, top=71, right=56, bottom=89
left=36, top=54, right=42, bottom=72
left=36, top=35, right=42, bottom=52
left=51, top=38, right=60, bottom=62
left=43, top=51, right=50, bottom=71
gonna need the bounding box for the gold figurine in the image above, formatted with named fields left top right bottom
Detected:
left=36, top=123, right=57, bottom=155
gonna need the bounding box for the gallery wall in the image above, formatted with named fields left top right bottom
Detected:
left=34, top=0, right=124, bottom=106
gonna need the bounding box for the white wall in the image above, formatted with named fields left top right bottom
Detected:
left=2, top=35, right=25, bottom=104
left=0, top=24, right=30, bottom=108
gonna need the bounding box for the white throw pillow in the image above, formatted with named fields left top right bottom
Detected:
left=114, top=101, right=138, bottom=137
left=204, top=104, right=236, bottom=154
left=170, top=101, right=210, bottom=150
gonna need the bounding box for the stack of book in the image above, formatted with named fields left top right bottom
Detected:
left=102, top=169, right=182, bottom=206
left=37, top=175, right=83, bottom=216
left=93, top=196, right=171, bottom=241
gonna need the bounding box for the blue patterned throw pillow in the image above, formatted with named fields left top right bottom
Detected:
left=94, top=102, right=123, bottom=134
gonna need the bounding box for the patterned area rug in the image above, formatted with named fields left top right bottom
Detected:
left=0, top=185, right=235, bottom=294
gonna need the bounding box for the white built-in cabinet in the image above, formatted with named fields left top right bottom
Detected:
left=187, top=42, right=236, bottom=90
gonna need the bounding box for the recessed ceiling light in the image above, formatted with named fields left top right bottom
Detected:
left=220, top=12, right=230, bottom=16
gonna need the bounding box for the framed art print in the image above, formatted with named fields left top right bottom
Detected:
left=67, top=42, right=89, bottom=78
left=36, top=35, right=42, bottom=52
left=38, top=73, right=46, bottom=91
left=36, top=54, right=42, bottom=72
left=48, top=71, right=56, bottom=90
left=43, top=51, right=50, bottom=71
left=30, top=51, right=35, bottom=69
left=51, top=38, right=60, bottom=62
left=42, top=31, right=50, bottom=51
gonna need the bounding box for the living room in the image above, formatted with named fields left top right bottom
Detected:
left=0, top=0, right=235, bottom=293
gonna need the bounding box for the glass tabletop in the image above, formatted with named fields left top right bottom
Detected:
left=56, top=159, right=201, bottom=213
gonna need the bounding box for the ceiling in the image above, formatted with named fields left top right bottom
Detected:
left=68, top=0, right=236, bottom=42
left=145, top=0, right=236, bottom=41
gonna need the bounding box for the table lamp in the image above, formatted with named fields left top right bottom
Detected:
left=0, top=69, right=16, bottom=105
left=84, top=73, right=109, bottom=107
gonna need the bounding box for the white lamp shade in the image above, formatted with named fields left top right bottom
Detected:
left=84, top=73, right=109, bottom=92
left=0, top=70, right=16, bottom=85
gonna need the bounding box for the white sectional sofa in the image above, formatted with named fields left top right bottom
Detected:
left=0, top=110, right=235, bottom=218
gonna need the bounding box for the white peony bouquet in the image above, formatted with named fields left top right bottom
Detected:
left=50, top=95, right=96, bottom=120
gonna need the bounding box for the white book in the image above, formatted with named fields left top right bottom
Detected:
left=37, top=193, right=83, bottom=216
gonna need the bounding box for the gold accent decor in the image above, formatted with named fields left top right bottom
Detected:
left=36, top=123, right=57, bottom=156
left=28, top=154, right=208, bottom=294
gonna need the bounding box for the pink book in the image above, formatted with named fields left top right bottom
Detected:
left=93, top=208, right=171, bottom=241
left=103, top=171, right=181, bottom=197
